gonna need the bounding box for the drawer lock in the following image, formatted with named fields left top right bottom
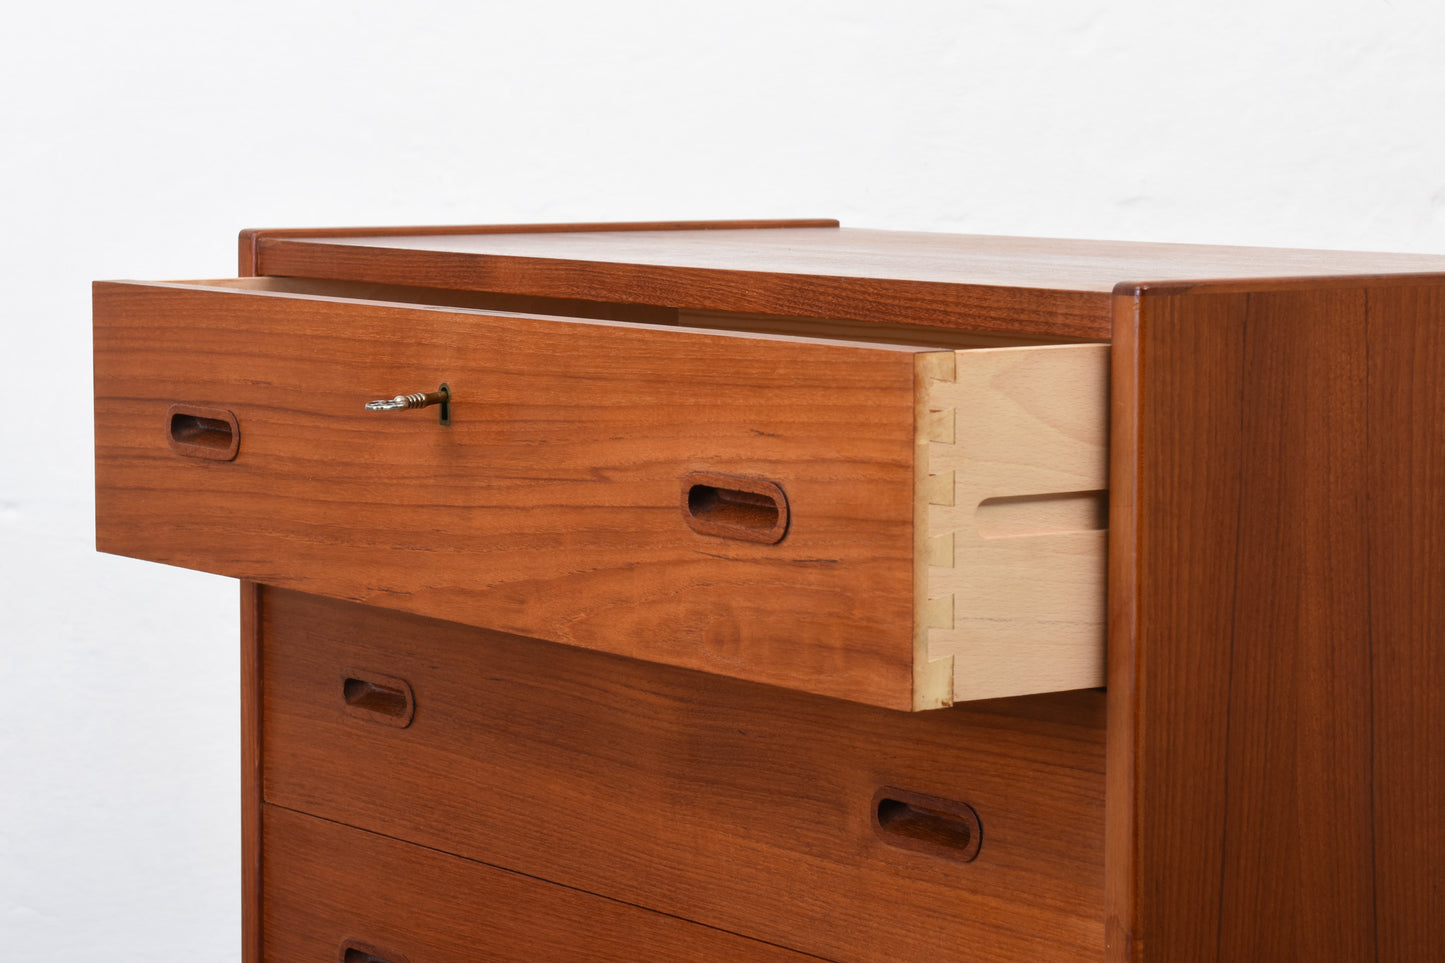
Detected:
left=364, top=383, right=450, bottom=425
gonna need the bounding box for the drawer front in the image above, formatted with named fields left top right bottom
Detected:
left=262, top=588, right=1106, bottom=963
left=96, top=280, right=1107, bottom=709
left=262, top=804, right=818, bottom=962
left=95, top=280, right=923, bottom=709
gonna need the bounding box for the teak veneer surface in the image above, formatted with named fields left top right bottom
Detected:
left=261, top=587, right=1106, bottom=963
left=263, top=805, right=821, bottom=962
left=94, top=279, right=926, bottom=708
left=95, top=277, right=1112, bottom=710
left=1108, top=277, right=1445, bottom=962
left=253, top=226, right=1445, bottom=341
left=241, top=583, right=262, bottom=963
left=236, top=217, right=841, bottom=275
left=92, top=221, right=1445, bottom=963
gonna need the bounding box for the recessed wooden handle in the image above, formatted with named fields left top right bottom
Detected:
left=341, top=669, right=415, bottom=728
left=165, top=404, right=239, bottom=461
left=681, top=473, right=789, bottom=544
left=340, top=940, right=410, bottom=963
left=872, top=787, right=982, bottom=862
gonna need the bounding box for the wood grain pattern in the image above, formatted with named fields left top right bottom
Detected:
left=261, top=587, right=1107, bottom=963
left=96, top=279, right=1115, bottom=710
left=1104, top=293, right=1142, bottom=963
left=238, top=218, right=841, bottom=277
left=94, top=279, right=925, bottom=709
left=1215, top=287, right=1374, bottom=961
left=677, top=308, right=1094, bottom=348
left=262, top=805, right=822, bottom=962
left=1108, top=277, right=1445, bottom=961
left=240, top=581, right=262, bottom=963
left=254, top=227, right=1445, bottom=342
left=220, top=275, right=684, bottom=326
left=1365, top=285, right=1445, bottom=961
left=256, top=232, right=1113, bottom=340
left=221, top=280, right=1093, bottom=347
left=925, top=344, right=1109, bottom=703
left=98, top=224, right=1445, bottom=963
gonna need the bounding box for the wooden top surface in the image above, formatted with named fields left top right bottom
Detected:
left=268, top=227, right=1445, bottom=289
left=248, top=222, right=1445, bottom=340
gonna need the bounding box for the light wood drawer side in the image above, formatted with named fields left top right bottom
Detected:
left=915, top=345, right=1110, bottom=707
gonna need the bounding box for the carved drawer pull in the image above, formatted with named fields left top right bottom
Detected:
left=340, top=939, right=410, bottom=963
left=341, top=669, right=416, bottom=729
left=681, top=472, right=789, bottom=544
left=166, top=404, right=239, bottom=461
left=872, top=787, right=982, bottom=862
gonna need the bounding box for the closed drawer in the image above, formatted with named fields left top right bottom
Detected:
left=262, top=588, right=1105, bottom=963
left=262, top=804, right=818, bottom=962
left=95, top=279, right=1106, bottom=709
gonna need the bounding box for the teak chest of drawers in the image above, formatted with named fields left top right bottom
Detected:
left=94, top=220, right=1445, bottom=962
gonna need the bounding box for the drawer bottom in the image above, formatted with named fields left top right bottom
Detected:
left=262, top=804, right=819, bottom=962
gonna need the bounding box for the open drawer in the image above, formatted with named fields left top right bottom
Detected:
left=94, top=278, right=1106, bottom=710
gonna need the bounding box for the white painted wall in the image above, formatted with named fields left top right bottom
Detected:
left=3, top=1, right=1443, bottom=957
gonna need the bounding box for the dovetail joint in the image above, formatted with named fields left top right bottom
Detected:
left=923, top=406, right=955, bottom=444
left=925, top=470, right=956, bottom=507
left=922, top=594, right=954, bottom=630
left=919, top=354, right=960, bottom=648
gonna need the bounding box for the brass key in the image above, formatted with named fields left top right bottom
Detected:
left=364, top=383, right=450, bottom=425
